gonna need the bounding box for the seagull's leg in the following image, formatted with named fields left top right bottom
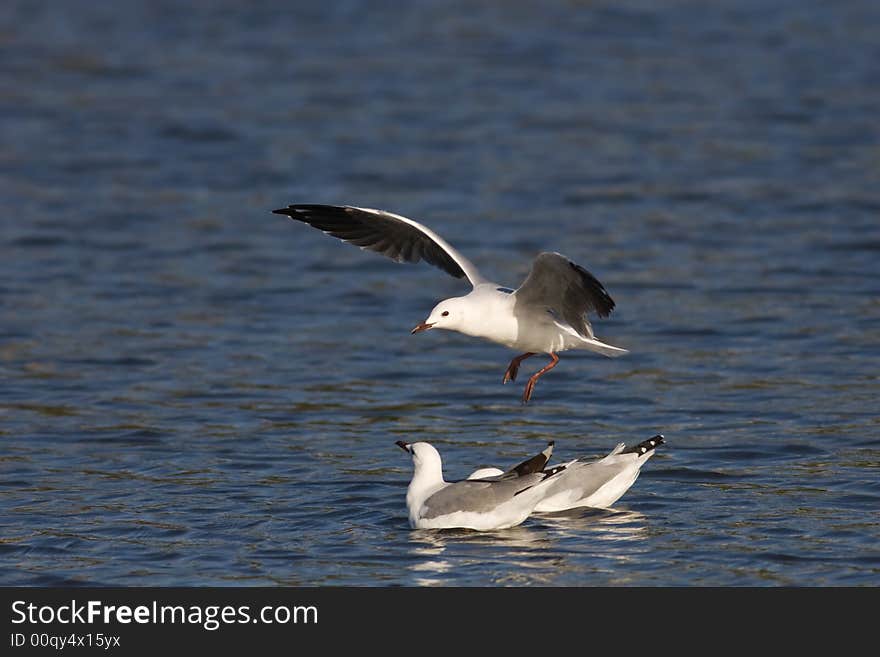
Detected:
left=503, top=352, right=535, bottom=384
left=522, top=353, right=560, bottom=403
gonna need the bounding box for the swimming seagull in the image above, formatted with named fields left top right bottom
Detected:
left=273, top=204, right=627, bottom=402
left=396, top=440, right=568, bottom=530
left=467, top=435, right=665, bottom=512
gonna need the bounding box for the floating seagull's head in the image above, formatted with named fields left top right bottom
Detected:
left=396, top=441, right=442, bottom=475
left=411, top=297, right=467, bottom=335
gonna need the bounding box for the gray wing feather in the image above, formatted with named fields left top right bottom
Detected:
left=421, top=473, right=545, bottom=519
left=542, top=462, right=627, bottom=500
left=513, top=252, right=616, bottom=338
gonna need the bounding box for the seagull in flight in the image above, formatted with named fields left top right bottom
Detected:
left=273, top=204, right=627, bottom=402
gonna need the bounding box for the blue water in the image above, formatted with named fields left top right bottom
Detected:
left=2, top=0, right=878, bottom=586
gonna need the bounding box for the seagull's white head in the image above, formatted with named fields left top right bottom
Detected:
left=397, top=441, right=446, bottom=525
left=397, top=440, right=443, bottom=481
left=411, top=297, right=468, bottom=335
left=397, top=440, right=441, bottom=470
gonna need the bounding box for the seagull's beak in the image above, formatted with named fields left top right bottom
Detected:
left=395, top=440, right=412, bottom=453
left=410, top=322, right=435, bottom=335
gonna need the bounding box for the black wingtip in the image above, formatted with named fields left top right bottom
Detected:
left=272, top=204, right=334, bottom=217
left=541, top=463, right=568, bottom=480
left=273, top=205, right=317, bottom=217
left=569, top=261, right=616, bottom=318
left=506, top=442, right=555, bottom=478
left=621, top=434, right=666, bottom=456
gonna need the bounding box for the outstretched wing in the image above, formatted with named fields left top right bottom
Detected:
left=273, top=204, right=486, bottom=287
left=513, top=252, right=616, bottom=338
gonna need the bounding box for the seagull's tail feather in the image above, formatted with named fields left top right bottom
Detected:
left=578, top=336, right=629, bottom=357
left=621, top=434, right=665, bottom=457
left=607, top=442, right=627, bottom=456
left=553, top=321, right=628, bottom=357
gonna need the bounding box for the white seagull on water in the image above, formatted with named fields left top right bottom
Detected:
left=468, top=435, right=665, bottom=512
left=273, top=204, right=627, bottom=402
left=396, top=440, right=567, bottom=531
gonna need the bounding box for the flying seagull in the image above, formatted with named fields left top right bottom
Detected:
left=395, top=440, right=568, bottom=530
left=467, top=435, right=665, bottom=511
left=273, top=204, right=627, bottom=402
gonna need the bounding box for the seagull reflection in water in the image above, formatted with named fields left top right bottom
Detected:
left=405, top=508, right=648, bottom=585
left=534, top=507, right=650, bottom=544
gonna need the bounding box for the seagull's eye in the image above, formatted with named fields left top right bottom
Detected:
left=441, top=311, right=449, bottom=317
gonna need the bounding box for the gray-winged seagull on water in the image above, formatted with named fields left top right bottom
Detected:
left=396, top=440, right=567, bottom=530
left=273, top=204, right=627, bottom=402
left=468, top=435, right=665, bottom=511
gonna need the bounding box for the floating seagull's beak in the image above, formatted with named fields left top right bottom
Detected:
left=395, top=440, right=412, bottom=453
left=410, top=322, right=435, bottom=335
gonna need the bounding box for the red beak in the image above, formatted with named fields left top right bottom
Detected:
left=410, top=322, right=435, bottom=335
